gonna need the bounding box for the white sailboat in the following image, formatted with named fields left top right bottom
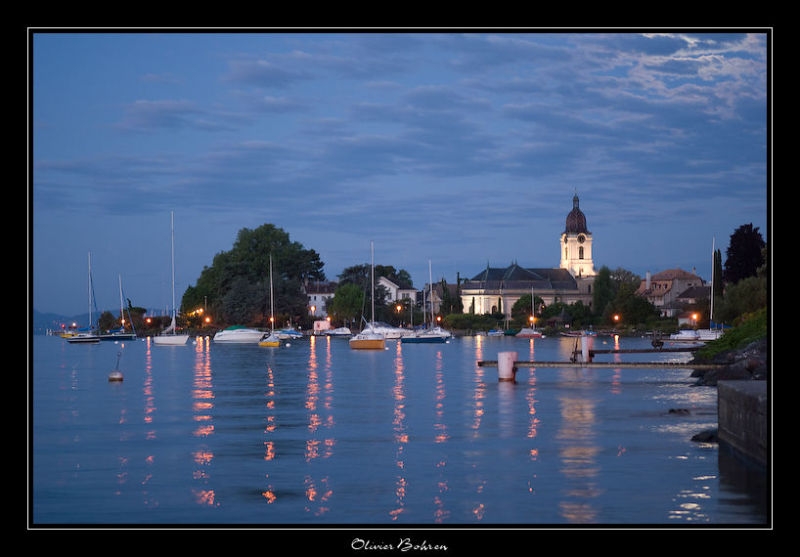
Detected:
left=349, top=242, right=386, bottom=350
left=153, top=212, right=190, bottom=345
left=259, top=255, right=281, bottom=347
left=516, top=285, right=543, bottom=338
left=99, top=275, right=137, bottom=341
left=67, top=252, right=100, bottom=344
left=402, top=260, right=452, bottom=343
left=697, top=237, right=724, bottom=341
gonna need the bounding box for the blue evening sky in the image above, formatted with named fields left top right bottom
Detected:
left=30, top=30, right=770, bottom=317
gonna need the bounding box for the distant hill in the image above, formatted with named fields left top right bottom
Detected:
left=31, top=309, right=88, bottom=335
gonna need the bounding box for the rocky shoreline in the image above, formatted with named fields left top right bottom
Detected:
left=687, top=337, right=768, bottom=445
left=689, top=337, right=769, bottom=386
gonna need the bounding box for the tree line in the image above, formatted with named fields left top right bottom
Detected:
left=98, top=222, right=767, bottom=337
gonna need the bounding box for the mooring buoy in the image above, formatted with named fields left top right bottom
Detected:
left=108, top=351, right=124, bottom=382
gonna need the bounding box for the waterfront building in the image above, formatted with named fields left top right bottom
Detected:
left=459, top=194, right=597, bottom=319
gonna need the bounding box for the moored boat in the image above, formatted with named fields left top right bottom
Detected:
left=98, top=327, right=137, bottom=341
left=66, top=332, right=100, bottom=344
left=276, top=328, right=303, bottom=340
left=349, top=242, right=386, bottom=351
left=67, top=252, right=100, bottom=344
left=402, top=260, right=453, bottom=344
left=214, top=326, right=265, bottom=343
left=153, top=212, right=189, bottom=346
left=325, top=327, right=353, bottom=337
left=258, top=255, right=282, bottom=348
left=258, top=332, right=281, bottom=347
left=401, top=328, right=449, bottom=344
left=515, top=327, right=543, bottom=339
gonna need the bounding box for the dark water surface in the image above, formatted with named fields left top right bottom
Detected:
left=31, top=333, right=769, bottom=529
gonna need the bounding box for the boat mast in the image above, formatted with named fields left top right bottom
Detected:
left=370, top=241, right=376, bottom=326
left=269, top=254, right=275, bottom=333
left=170, top=211, right=176, bottom=331
left=429, top=260, right=434, bottom=327
left=119, top=274, right=124, bottom=329
left=88, top=251, right=93, bottom=330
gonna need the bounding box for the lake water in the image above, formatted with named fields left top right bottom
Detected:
left=30, top=332, right=770, bottom=532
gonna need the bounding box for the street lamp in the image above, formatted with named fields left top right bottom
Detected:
left=692, top=313, right=698, bottom=329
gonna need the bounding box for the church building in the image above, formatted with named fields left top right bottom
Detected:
left=459, top=194, right=597, bottom=318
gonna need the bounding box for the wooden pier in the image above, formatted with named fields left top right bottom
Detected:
left=477, top=360, right=722, bottom=369
left=478, top=346, right=722, bottom=370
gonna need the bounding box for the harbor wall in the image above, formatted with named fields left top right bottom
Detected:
left=717, top=380, right=768, bottom=469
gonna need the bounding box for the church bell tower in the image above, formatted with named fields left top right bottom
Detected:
left=559, top=193, right=596, bottom=278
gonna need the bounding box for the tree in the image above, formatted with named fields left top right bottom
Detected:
left=439, top=278, right=461, bottom=315
left=181, top=223, right=325, bottom=328
left=715, top=275, right=767, bottom=323
left=723, top=223, right=766, bottom=285
left=713, top=248, right=724, bottom=299
left=327, top=283, right=365, bottom=328
left=607, top=281, right=659, bottom=327
left=592, top=266, right=615, bottom=318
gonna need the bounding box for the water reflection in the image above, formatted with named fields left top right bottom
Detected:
left=32, top=334, right=768, bottom=525
left=262, top=359, right=277, bottom=504
left=557, top=372, right=601, bottom=523
left=141, top=339, right=158, bottom=508
left=470, top=335, right=486, bottom=434
left=303, top=335, right=335, bottom=516
left=432, top=347, right=451, bottom=523
left=390, top=339, right=407, bottom=520
left=468, top=335, right=488, bottom=521
left=191, top=336, right=217, bottom=507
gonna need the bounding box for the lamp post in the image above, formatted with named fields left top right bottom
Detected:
left=692, top=313, right=698, bottom=330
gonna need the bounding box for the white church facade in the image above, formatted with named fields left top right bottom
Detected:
left=459, top=194, right=597, bottom=318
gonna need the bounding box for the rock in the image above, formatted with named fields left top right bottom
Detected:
left=691, top=429, right=719, bottom=443
left=690, top=337, right=768, bottom=386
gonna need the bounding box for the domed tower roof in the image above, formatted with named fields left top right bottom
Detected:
left=564, top=193, right=589, bottom=234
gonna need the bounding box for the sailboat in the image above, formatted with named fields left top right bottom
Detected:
left=153, top=212, right=190, bottom=346
left=99, top=275, right=137, bottom=341
left=67, top=252, right=100, bottom=344
left=259, top=255, right=281, bottom=347
left=402, top=260, right=452, bottom=343
left=697, top=237, right=725, bottom=341
left=516, top=285, right=543, bottom=338
left=349, top=242, right=386, bottom=350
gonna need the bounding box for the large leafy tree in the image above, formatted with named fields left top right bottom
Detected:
left=182, top=224, right=325, bottom=328
left=594, top=266, right=643, bottom=324
left=723, top=223, right=766, bottom=285
left=336, top=263, right=414, bottom=323
left=592, top=266, right=615, bottom=318
left=326, top=283, right=364, bottom=328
